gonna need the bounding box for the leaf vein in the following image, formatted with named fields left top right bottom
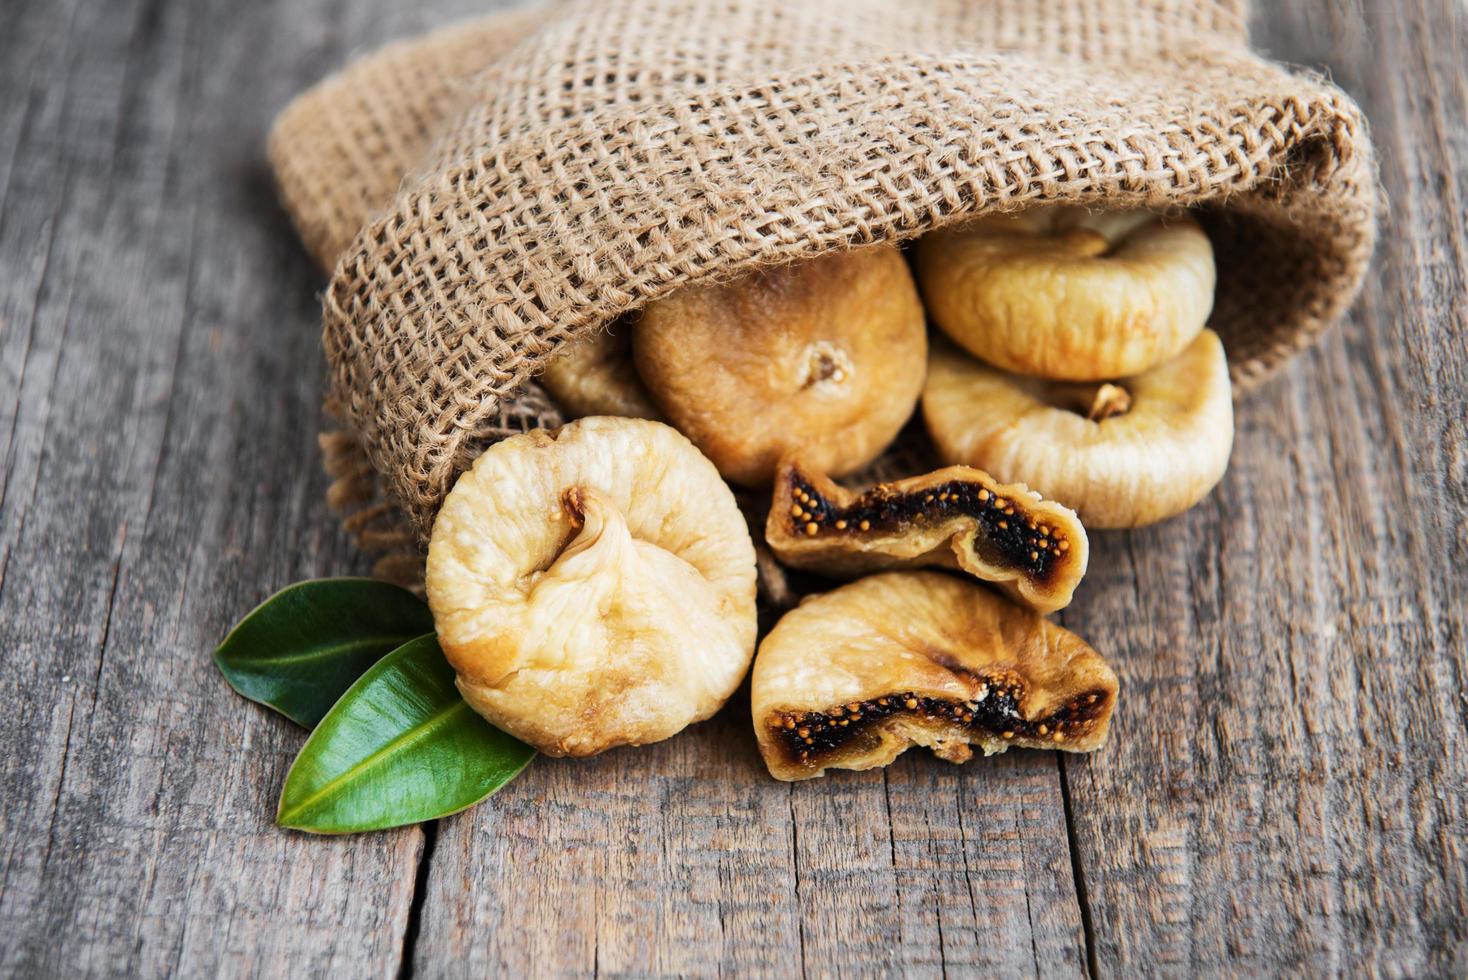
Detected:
left=279, top=700, right=470, bottom=824
left=224, top=631, right=423, bottom=668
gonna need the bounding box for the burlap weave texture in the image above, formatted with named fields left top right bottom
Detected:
left=270, top=0, right=1377, bottom=540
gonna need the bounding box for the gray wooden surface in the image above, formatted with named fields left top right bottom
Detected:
left=0, top=0, right=1463, bottom=976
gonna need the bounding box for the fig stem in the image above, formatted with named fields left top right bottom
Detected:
left=561, top=486, right=588, bottom=527
left=1086, top=383, right=1132, bottom=421
left=1058, top=227, right=1111, bottom=258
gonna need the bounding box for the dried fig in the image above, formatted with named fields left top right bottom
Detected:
left=632, top=246, right=927, bottom=486
left=765, top=458, right=1088, bottom=614
left=923, top=330, right=1234, bottom=528
left=539, top=318, right=663, bottom=420
left=914, top=206, right=1215, bottom=380
left=752, top=572, right=1118, bottom=781
left=425, top=417, right=758, bottom=757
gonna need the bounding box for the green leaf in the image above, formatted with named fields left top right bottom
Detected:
left=277, top=634, right=535, bottom=834
left=214, top=578, right=434, bottom=728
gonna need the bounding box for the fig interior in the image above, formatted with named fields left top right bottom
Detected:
left=767, top=673, right=1114, bottom=768
left=782, top=472, right=1073, bottom=584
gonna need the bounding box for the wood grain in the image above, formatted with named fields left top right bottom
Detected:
left=0, top=0, right=491, bottom=974
left=0, top=0, right=1462, bottom=977
left=410, top=702, right=1085, bottom=976
left=1061, top=2, right=1468, bottom=974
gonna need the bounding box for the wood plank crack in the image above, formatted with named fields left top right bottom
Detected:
left=788, top=782, right=808, bottom=980
left=1058, top=755, right=1099, bottom=979
left=395, top=821, right=438, bottom=980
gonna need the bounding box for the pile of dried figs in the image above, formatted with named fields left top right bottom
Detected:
left=428, top=204, right=1233, bottom=780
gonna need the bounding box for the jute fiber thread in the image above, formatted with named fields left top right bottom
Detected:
left=271, top=0, right=1378, bottom=546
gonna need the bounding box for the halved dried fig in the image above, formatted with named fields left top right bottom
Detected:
left=539, top=318, right=663, bottom=421
left=923, top=330, right=1234, bottom=528
left=765, top=458, right=1088, bottom=614
left=752, top=572, right=1118, bottom=781
left=632, top=246, right=927, bottom=486
left=914, top=206, right=1215, bottom=380
left=425, top=417, right=757, bottom=757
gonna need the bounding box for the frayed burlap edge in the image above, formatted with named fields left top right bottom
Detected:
left=272, top=8, right=556, bottom=585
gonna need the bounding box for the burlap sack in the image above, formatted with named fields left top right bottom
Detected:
left=270, top=0, right=1377, bottom=550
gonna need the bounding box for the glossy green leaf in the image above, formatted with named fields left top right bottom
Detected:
left=277, top=634, right=535, bottom=834
left=214, top=577, right=435, bottom=728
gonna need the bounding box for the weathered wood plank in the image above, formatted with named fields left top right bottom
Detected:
left=409, top=701, right=1085, bottom=976
left=0, top=0, right=483, bottom=973
left=1060, top=1, right=1468, bottom=974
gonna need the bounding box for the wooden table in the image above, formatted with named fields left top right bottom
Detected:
left=1, top=1, right=1464, bottom=975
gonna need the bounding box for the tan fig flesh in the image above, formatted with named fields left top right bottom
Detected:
left=915, top=206, right=1215, bottom=381
left=426, top=417, right=757, bottom=757
left=923, top=330, right=1235, bottom=528
left=752, top=572, right=1118, bottom=781
left=633, top=245, right=927, bottom=486
left=539, top=318, right=663, bottom=421
left=764, top=458, right=1088, bottom=614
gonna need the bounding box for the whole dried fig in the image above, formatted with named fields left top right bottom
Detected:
left=923, top=330, right=1234, bottom=528
left=539, top=318, right=663, bottom=421
left=752, top=572, right=1118, bottom=781
left=633, top=246, right=927, bottom=486
left=426, top=417, right=758, bottom=756
left=765, top=458, right=1088, bottom=614
left=915, top=206, right=1215, bottom=380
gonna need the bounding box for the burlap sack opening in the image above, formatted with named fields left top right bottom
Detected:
left=270, top=0, right=1377, bottom=556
